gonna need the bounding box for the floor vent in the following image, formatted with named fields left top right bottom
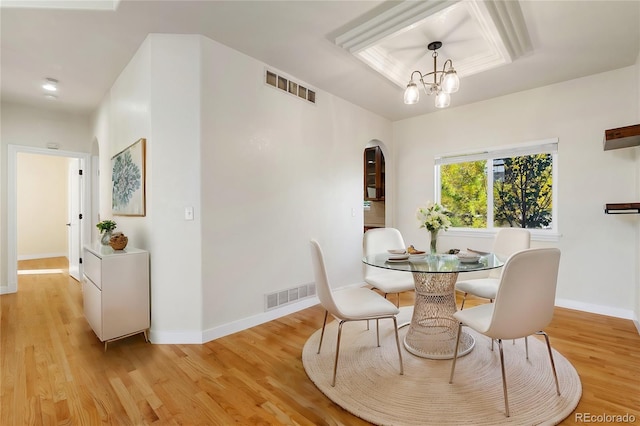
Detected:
left=265, top=283, right=316, bottom=311
left=265, top=68, right=316, bottom=104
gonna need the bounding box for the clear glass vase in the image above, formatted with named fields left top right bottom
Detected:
left=100, top=230, right=112, bottom=246
left=430, top=230, right=438, bottom=254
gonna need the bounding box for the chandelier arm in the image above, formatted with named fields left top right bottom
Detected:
left=409, top=70, right=424, bottom=81
left=409, top=70, right=431, bottom=94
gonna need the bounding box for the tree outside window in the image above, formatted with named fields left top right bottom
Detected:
left=493, top=154, right=552, bottom=229
left=441, top=160, right=487, bottom=228
left=438, top=141, right=556, bottom=231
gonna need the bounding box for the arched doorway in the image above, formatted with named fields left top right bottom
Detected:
left=364, top=141, right=386, bottom=232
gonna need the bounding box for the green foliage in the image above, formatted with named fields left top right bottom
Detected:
left=96, top=220, right=117, bottom=234
left=441, top=161, right=487, bottom=228
left=440, top=153, right=553, bottom=229
left=494, top=154, right=552, bottom=228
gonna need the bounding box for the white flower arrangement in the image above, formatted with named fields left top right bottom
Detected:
left=416, top=201, right=451, bottom=232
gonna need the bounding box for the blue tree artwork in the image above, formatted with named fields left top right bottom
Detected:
left=112, top=138, right=145, bottom=215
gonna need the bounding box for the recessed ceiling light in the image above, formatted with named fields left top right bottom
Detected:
left=42, top=78, right=58, bottom=92
left=44, top=93, right=58, bottom=100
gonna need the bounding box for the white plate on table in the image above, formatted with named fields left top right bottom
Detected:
left=386, top=258, right=410, bottom=263
left=456, top=252, right=481, bottom=263
left=388, top=249, right=407, bottom=255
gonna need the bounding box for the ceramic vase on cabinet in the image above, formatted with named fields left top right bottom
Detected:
left=100, top=230, right=112, bottom=246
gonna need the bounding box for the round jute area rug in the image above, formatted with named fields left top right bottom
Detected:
left=302, top=307, right=581, bottom=425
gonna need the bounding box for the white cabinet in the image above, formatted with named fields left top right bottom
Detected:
left=83, top=245, right=150, bottom=349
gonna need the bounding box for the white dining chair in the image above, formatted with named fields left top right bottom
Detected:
left=363, top=228, right=415, bottom=306
left=310, top=239, right=404, bottom=387
left=455, top=228, right=530, bottom=309
left=449, top=247, right=562, bottom=417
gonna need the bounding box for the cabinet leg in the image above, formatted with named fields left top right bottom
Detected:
left=143, top=330, right=149, bottom=343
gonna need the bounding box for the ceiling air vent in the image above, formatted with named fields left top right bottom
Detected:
left=265, top=69, right=316, bottom=104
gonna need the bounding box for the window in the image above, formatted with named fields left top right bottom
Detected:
left=435, top=139, right=558, bottom=234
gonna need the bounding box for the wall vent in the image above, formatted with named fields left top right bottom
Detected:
left=265, top=283, right=316, bottom=311
left=265, top=69, right=316, bottom=104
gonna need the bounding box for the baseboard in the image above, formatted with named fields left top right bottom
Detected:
left=149, top=296, right=321, bottom=344
left=201, top=297, right=320, bottom=343
left=555, top=298, right=635, bottom=321
left=17, top=252, right=67, bottom=261
left=148, top=329, right=203, bottom=345
left=148, top=290, right=640, bottom=344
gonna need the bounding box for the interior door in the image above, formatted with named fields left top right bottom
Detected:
left=67, top=158, right=82, bottom=281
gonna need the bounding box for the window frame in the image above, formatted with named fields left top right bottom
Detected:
left=435, top=138, right=559, bottom=242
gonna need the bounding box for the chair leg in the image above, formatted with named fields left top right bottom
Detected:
left=525, top=336, right=529, bottom=359
left=397, top=292, right=401, bottom=307
left=317, top=310, right=328, bottom=354
left=449, top=322, right=463, bottom=383
left=331, top=320, right=345, bottom=387
left=391, top=316, right=404, bottom=375
left=460, top=293, right=468, bottom=310
left=497, top=339, right=510, bottom=417
left=537, top=331, right=561, bottom=396
left=376, top=319, right=380, bottom=346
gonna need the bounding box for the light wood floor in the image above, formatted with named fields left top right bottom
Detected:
left=3, top=257, right=640, bottom=425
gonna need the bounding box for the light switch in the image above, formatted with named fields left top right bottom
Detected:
left=185, top=207, right=194, bottom=221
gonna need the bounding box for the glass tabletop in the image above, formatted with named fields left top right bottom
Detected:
left=362, top=252, right=504, bottom=273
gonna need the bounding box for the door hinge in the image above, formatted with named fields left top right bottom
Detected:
left=79, top=257, right=83, bottom=264
left=79, top=213, right=83, bottom=220
left=79, top=169, right=83, bottom=176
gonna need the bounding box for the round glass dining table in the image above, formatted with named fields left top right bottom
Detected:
left=362, top=252, right=504, bottom=360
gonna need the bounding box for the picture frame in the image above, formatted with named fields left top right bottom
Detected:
left=112, top=138, right=146, bottom=216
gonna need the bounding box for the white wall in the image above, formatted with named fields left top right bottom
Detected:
left=393, top=66, right=639, bottom=319
left=148, top=35, right=202, bottom=339
left=92, top=34, right=203, bottom=341
left=17, top=153, right=69, bottom=259
left=90, top=33, right=392, bottom=343
left=0, top=104, right=91, bottom=291
left=200, top=36, right=391, bottom=337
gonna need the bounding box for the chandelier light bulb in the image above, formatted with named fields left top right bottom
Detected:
left=435, top=91, right=450, bottom=108
left=442, top=69, right=459, bottom=94
left=404, top=81, right=420, bottom=104
left=42, top=78, right=58, bottom=92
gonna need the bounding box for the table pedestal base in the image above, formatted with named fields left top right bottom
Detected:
left=404, top=271, right=475, bottom=359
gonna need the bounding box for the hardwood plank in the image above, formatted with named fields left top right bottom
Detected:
left=2, top=257, right=639, bottom=425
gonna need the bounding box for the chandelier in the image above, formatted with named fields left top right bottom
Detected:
left=403, top=41, right=460, bottom=108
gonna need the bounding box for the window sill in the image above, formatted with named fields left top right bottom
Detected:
left=443, top=228, right=561, bottom=243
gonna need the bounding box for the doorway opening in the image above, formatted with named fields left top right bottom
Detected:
left=5, top=145, right=91, bottom=294
left=364, top=143, right=386, bottom=232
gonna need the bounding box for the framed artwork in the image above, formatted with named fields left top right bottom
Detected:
left=112, top=138, right=146, bottom=216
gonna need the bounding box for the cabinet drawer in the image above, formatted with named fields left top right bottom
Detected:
left=83, top=250, right=101, bottom=289
left=83, top=278, right=103, bottom=340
